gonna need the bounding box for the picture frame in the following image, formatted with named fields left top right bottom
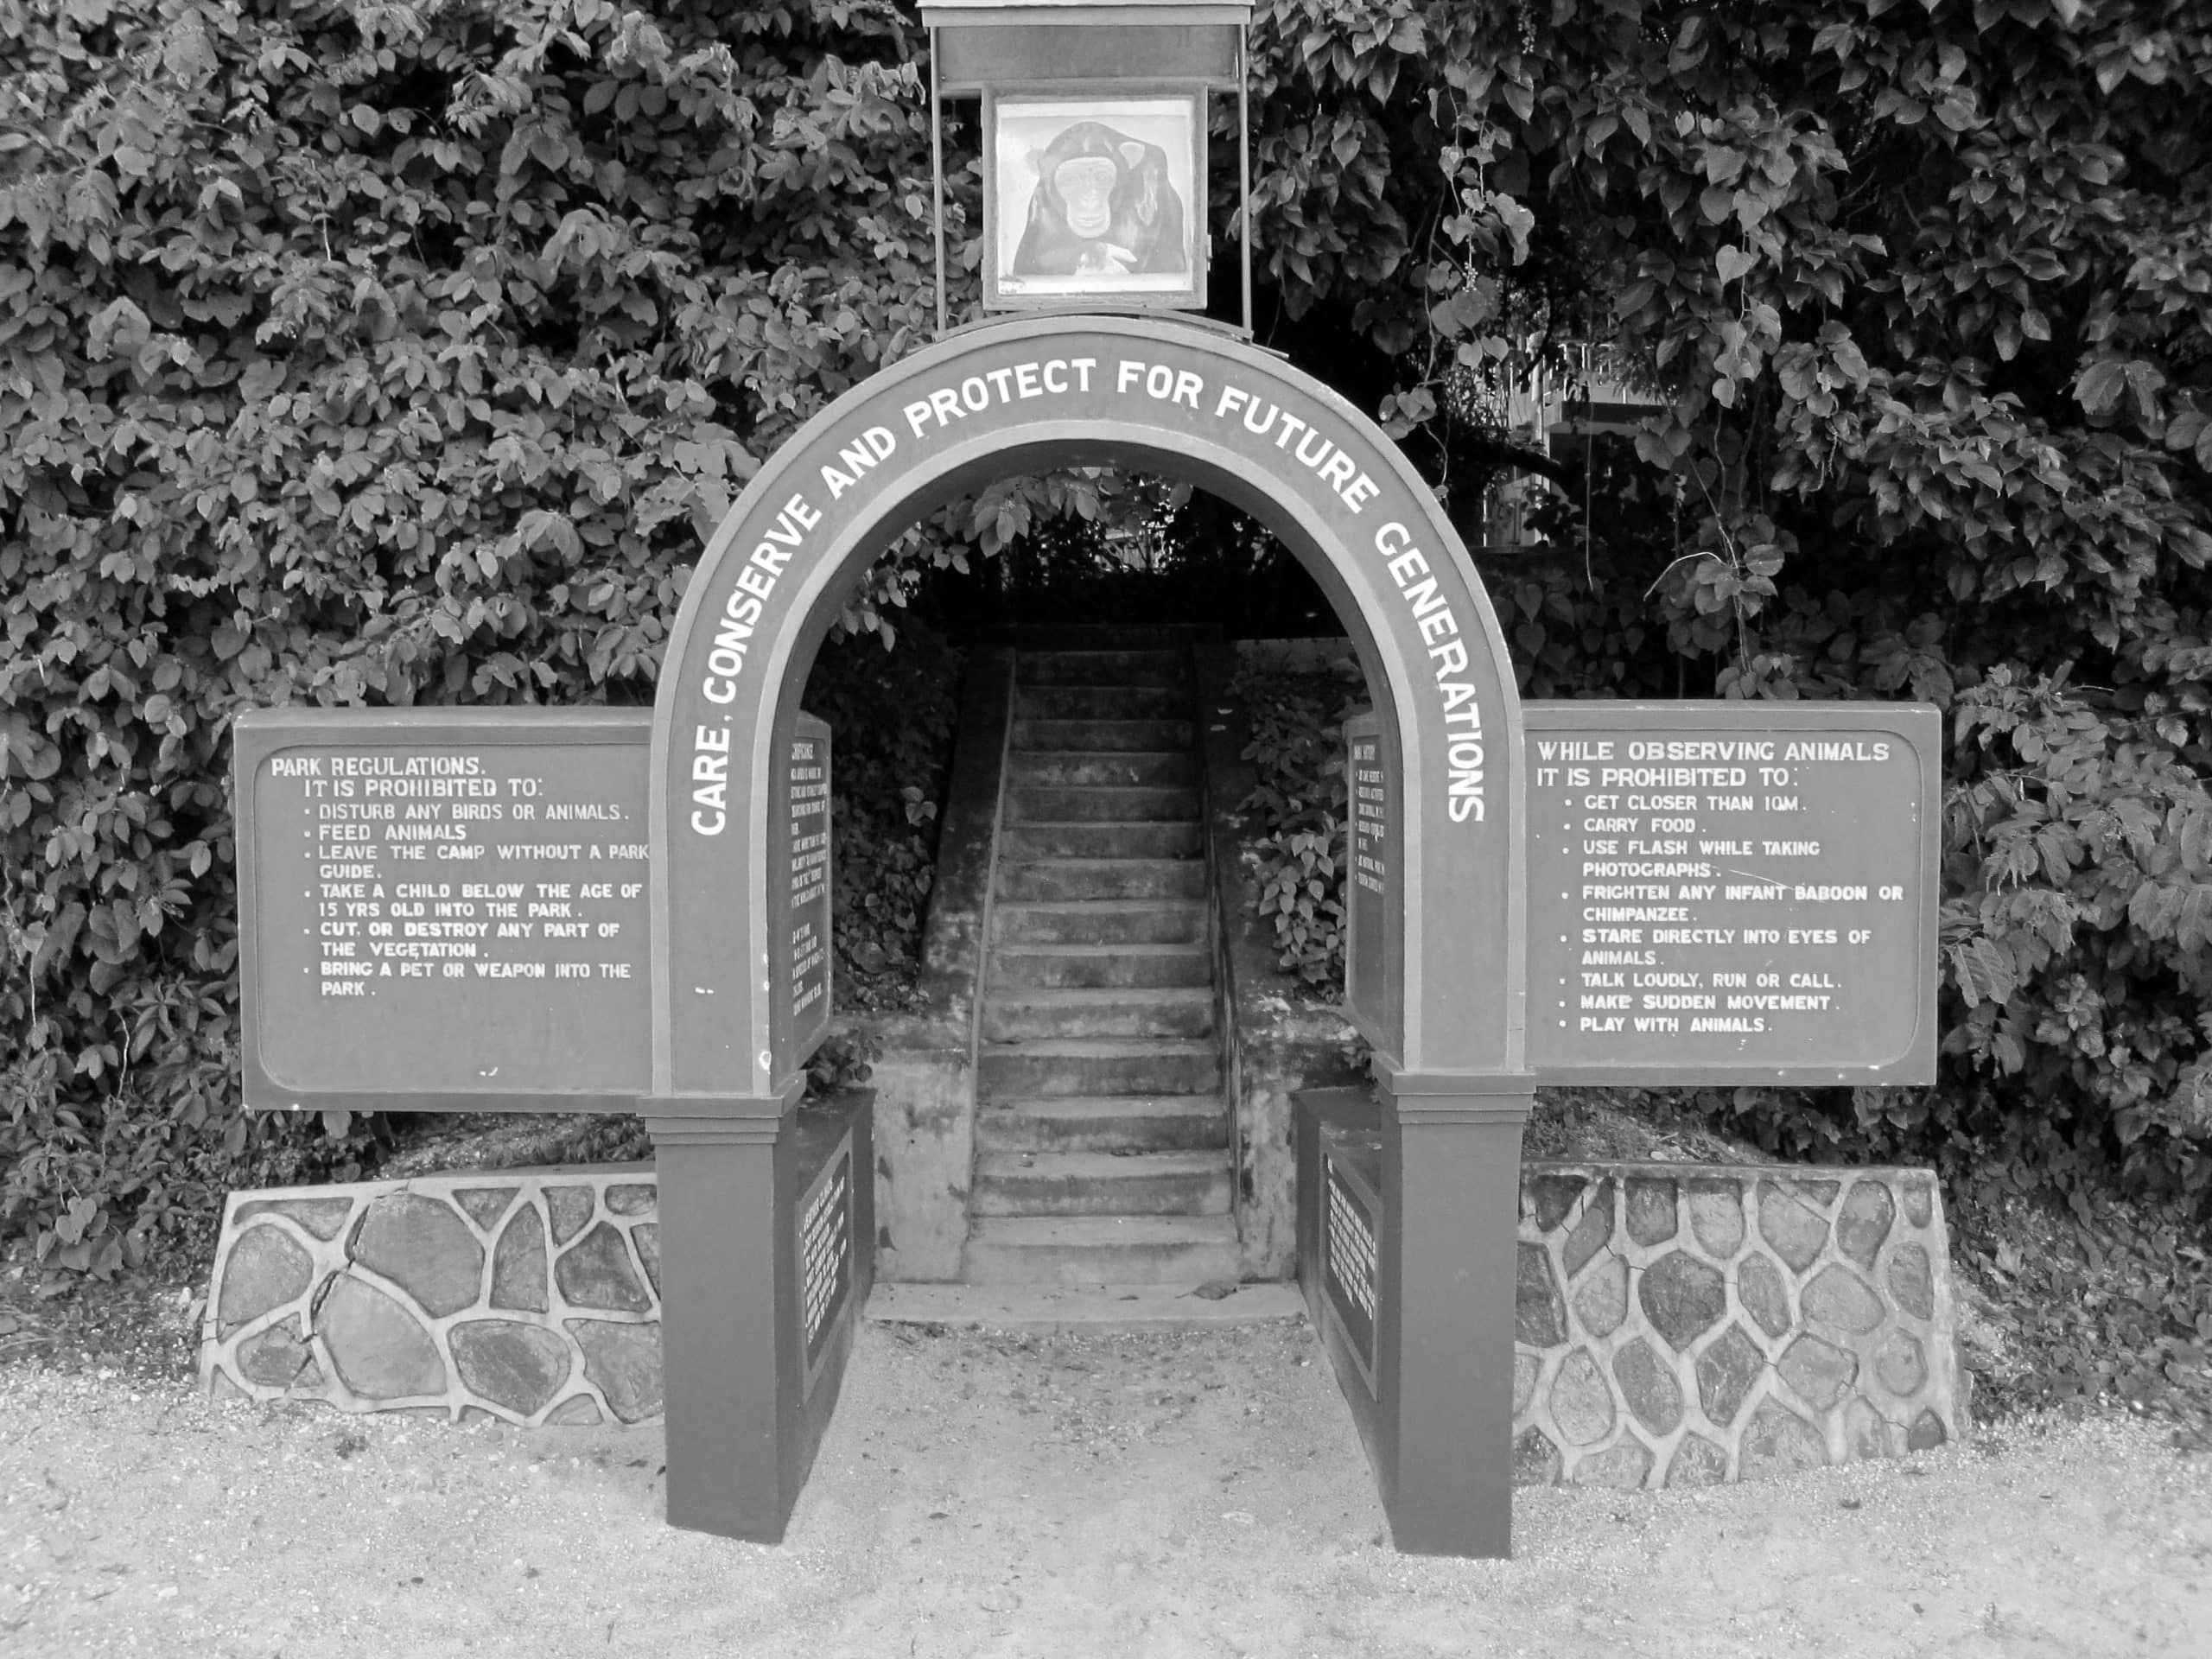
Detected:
left=982, top=86, right=1208, bottom=312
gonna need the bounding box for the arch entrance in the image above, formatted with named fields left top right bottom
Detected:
left=646, top=315, right=1534, bottom=1555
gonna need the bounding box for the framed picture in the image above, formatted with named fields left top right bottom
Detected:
left=983, top=88, right=1207, bottom=311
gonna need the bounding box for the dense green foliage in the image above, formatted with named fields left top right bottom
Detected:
left=1228, top=656, right=1364, bottom=987
left=801, top=620, right=961, bottom=1004
left=1230, top=0, right=2212, bottom=1224
left=0, top=0, right=946, bottom=1277
left=2, top=0, right=2209, bottom=1300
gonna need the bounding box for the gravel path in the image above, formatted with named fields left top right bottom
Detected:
left=3, top=1318, right=2207, bottom=1657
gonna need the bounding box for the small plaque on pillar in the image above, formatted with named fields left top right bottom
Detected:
left=1343, top=712, right=1404, bottom=1064
left=777, top=715, right=834, bottom=1074
left=797, top=1128, right=854, bottom=1394
left=1321, top=1147, right=1381, bottom=1391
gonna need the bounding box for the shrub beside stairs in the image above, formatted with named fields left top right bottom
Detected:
left=960, top=645, right=1241, bottom=1285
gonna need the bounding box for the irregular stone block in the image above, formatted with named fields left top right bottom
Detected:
left=353, top=1194, right=484, bottom=1319
left=1843, top=1398, right=1894, bottom=1460
left=1836, top=1180, right=1895, bottom=1269
left=1777, top=1333, right=1858, bottom=1411
left=317, top=1275, right=445, bottom=1402
left=546, top=1185, right=596, bottom=1246
left=237, top=1317, right=321, bottom=1389
left=491, top=1204, right=549, bottom=1314
left=1756, top=1180, right=1830, bottom=1273
left=1802, top=1263, right=1885, bottom=1334
left=556, top=1223, right=652, bottom=1313
left=545, top=1394, right=603, bottom=1427
left=1612, top=1338, right=1683, bottom=1437
left=1738, top=1251, right=1794, bottom=1340
left=1907, top=1408, right=1948, bottom=1451
left=631, top=1224, right=660, bottom=1298
left=451, top=1320, right=571, bottom=1417
left=454, top=1187, right=518, bottom=1232
left=1513, top=1351, right=1539, bottom=1417
left=1789, top=1178, right=1840, bottom=1206
left=1563, top=1180, right=1614, bottom=1279
left=1550, top=1349, right=1616, bottom=1446
left=1666, top=1434, right=1729, bottom=1487
left=218, top=1225, right=314, bottom=1334
left=1886, top=1242, right=1934, bottom=1321
left=1874, top=1328, right=1926, bottom=1396
left=235, top=1198, right=355, bottom=1241
left=1686, top=1179, right=1744, bottom=1259
left=1573, top=1254, right=1628, bottom=1339
left=1639, top=1250, right=1727, bottom=1351
left=1740, top=1399, right=1827, bottom=1478
left=1573, top=1440, right=1653, bottom=1491
left=1516, top=1243, right=1567, bottom=1347
left=569, top=1319, right=663, bottom=1424
left=606, top=1183, right=656, bottom=1217
left=1512, top=1427, right=1561, bottom=1486
left=1694, top=1323, right=1764, bottom=1428
left=1624, top=1178, right=1678, bottom=1248
left=1900, top=1178, right=1932, bottom=1229
left=1529, top=1174, right=1584, bottom=1234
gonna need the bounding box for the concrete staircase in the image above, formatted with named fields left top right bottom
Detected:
left=963, top=646, right=1238, bottom=1286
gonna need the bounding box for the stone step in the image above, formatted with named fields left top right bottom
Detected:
left=1014, top=685, right=1187, bottom=721
left=1007, top=750, right=1197, bottom=788
left=995, top=858, right=1206, bottom=904
left=976, top=1038, right=1221, bottom=1099
left=971, top=1151, right=1232, bottom=1217
left=1007, top=785, right=1198, bottom=823
left=963, top=1216, right=1242, bottom=1286
left=989, top=942, right=1212, bottom=988
left=1009, top=719, right=1195, bottom=753
left=980, top=987, right=1216, bottom=1043
left=1015, top=650, right=1191, bottom=686
left=1000, top=820, right=1204, bottom=860
left=975, top=1095, right=1230, bottom=1154
left=995, top=902, right=1205, bottom=945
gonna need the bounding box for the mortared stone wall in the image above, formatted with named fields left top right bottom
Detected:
left=200, top=1166, right=664, bottom=1427
left=204, top=1158, right=1964, bottom=1485
left=1511, top=1161, right=1964, bottom=1488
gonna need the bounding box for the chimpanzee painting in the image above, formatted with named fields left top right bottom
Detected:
left=988, top=94, right=1204, bottom=308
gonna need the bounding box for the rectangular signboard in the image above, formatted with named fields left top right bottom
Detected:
left=235, top=709, right=653, bottom=1113
left=1523, top=702, right=1940, bottom=1084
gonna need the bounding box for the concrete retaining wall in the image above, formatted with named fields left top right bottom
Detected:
left=1512, top=1161, right=1964, bottom=1486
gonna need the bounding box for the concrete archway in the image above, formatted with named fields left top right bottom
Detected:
left=644, top=315, right=1534, bottom=1554
left=647, top=315, right=1527, bottom=1108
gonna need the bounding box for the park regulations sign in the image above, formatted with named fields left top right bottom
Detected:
left=1521, top=702, right=1941, bottom=1084
left=234, top=707, right=830, bottom=1115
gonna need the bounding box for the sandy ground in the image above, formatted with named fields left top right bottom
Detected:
left=3, top=1315, right=2208, bottom=1659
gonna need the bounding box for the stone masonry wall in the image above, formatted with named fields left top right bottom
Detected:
left=201, top=1166, right=664, bottom=1427
left=207, top=1157, right=1964, bottom=1493
left=1513, top=1162, right=1962, bottom=1489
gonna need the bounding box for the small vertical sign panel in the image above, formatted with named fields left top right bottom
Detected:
left=1321, top=1148, right=1381, bottom=1392
left=1343, top=712, right=1403, bottom=1065
left=797, top=1129, right=854, bottom=1394
left=780, top=715, right=834, bottom=1075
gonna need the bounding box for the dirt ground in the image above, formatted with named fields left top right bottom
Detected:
left=3, top=1312, right=2209, bottom=1659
